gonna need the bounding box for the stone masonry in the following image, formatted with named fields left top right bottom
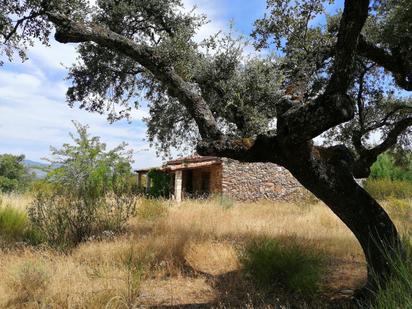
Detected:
left=221, top=158, right=306, bottom=202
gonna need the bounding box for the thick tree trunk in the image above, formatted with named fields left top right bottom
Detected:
left=282, top=144, right=402, bottom=296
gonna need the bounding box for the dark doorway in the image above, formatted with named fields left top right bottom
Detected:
left=184, top=170, right=194, bottom=194
left=201, top=171, right=210, bottom=194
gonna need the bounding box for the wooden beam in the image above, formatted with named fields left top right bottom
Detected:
left=166, top=161, right=220, bottom=171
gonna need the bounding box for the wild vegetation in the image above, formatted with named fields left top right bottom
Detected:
left=0, top=194, right=411, bottom=308
left=1, top=0, right=412, bottom=305
left=0, top=154, right=33, bottom=193
left=1, top=1, right=412, bottom=298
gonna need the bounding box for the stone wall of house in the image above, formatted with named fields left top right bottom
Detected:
left=221, top=158, right=306, bottom=202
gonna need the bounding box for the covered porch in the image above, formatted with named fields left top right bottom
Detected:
left=136, top=156, right=222, bottom=202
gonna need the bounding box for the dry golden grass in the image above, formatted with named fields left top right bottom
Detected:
left=0, top=193, right=32, bottom=210
left=0, top=196, right=410, bottom=308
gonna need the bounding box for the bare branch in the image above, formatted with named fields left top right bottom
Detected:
left=358, top=36, right=412, bottom=91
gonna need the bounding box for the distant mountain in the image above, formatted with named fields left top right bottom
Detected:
left=23, top=160, right=48, bottom=168
left=23, top=160, right=49, bottom=179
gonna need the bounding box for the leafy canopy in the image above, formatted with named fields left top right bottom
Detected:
left=0, top=154, right=32, bottom=192
left=0, top=0, right=411, bottom=167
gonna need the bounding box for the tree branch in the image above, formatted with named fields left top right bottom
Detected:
left=277, top=0, right=370, bottom=144
left=358, top=36, right=412, bottom=91
left=353, top=117, right=412, bottom=178
left=197, top=134, right=284, bottom=164
left=2, top=12, right=43, bottom=43
left=46, top=12, right=222, bottom=141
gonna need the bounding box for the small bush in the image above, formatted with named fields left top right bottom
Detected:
left=147, top=170, right=171, bottom=198
left=242, top=237, right=326, bottom=295
left=0, top=205, right=28, bottom=243
left=364, top=179, right=412, bottom=200
left=26, top=123, right=137, bottom=248
left=28, top=192, right=136, bottom=248
left=137, top=198, right=167, bottom=221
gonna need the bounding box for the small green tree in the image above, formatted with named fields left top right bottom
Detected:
left=28, top=122, right=136, bottom=247
left=46, top=121, right=134, bottom=197
left=0, top=154, right=32, bottom=192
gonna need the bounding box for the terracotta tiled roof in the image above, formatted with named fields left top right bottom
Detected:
left=166, top=155, right=220, bottom=165
left=135, top=155, right=221, bottom=173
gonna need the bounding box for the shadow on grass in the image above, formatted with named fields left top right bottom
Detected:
left=149, top=270, right=357, bottom=309
left=147, top=236, right=361, bottom=309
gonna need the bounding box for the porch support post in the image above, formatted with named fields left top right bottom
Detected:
left=175, top=170, right=182, bottom=203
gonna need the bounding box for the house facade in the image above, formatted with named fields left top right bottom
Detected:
left=136, top=156, right=306, bottom=202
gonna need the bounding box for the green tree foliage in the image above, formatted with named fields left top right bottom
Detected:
left=28, top=122, right=136, bottom=247
left=0, top=154, right=32, bottom=192
left=147, top=170, right=170, bottom=198
left=370, top=152, right=412, bottom=182
left=46, top=121, right=134, bottom=197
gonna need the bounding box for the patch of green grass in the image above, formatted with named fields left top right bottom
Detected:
left=364, top=179, right=412, bottom=200
left=137, top=198, right=167, bottom=221
left=242, top=237, right=327, bottom=295
left=0, top=206, right=28, bottom=243
left=361, top=236, right=412, bottom=309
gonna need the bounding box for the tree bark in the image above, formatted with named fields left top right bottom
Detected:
left=282, top=143, right=402, bottom=296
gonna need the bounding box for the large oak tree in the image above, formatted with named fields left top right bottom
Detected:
left=1, top=0, right=411, bottom=297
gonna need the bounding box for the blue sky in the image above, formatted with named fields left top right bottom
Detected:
left=0, top=0, right=343, bottom=169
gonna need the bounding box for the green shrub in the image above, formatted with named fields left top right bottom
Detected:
left=137, top=198, right=167, bottom=221
left=0, top=206, right=28, bottom=243
left=364, top=179, right=412, bottom=200
left=23, top=226, right=46, bottom=245
left=27, top=123, right=137, bottom=248
left=28, top=192, right=136, bottom=248
left=29, top=180, right=56, bottom=196
left=147, top=170, right=171, bottom=198
left=360, top=236, right=412, bottom=309
left=242, top=237, right=326, bottom=295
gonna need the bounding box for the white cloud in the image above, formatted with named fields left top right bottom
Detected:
left=0, top=56, right=158, bottom=169
left=30, top=40, right=78, bottom=71
left=182, top=0, right=228, bottom=41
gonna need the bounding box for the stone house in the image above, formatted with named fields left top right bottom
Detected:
left=135, top=156, right=305, bottom=202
